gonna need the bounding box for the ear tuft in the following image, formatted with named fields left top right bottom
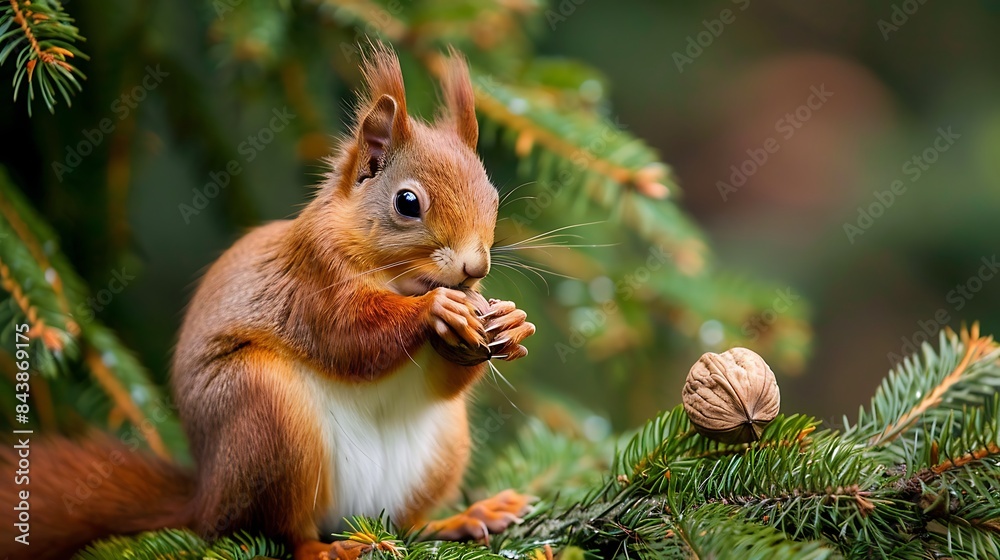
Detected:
left=359, top=44, right=410, bottom=139
left=351, top=43, right=411, bottom=184
left=439, top=47, right=478, bottom=149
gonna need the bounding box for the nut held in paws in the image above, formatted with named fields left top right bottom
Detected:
left=430, top=290, right=491, bottom=366
left=682, top=347, right=780, bottom=444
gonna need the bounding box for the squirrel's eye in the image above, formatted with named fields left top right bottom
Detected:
left=394, top=190, right=421, bottom=219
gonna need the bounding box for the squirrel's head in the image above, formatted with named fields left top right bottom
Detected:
left=310, top=45, right=498, bottom=296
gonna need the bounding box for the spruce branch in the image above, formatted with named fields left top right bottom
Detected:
left=846, top=324, right=1000, bottom=456
left=470, top=418, right=611, bottom=503
left=661, top=503, right=841, bottom=560
left=0, top=170, right=79, bottom=336
left=0, top=168, right=186, bottom=457
left=227, top=0, right=814, bottom=368
left=0, top=258, right=68, bottom=352
left=0, top=0, right=87, bottom=115
left=75, top=529, right=288, bottom=560
left=84, top=346, right=169, bottom=459
left=871, top=325, right=997, bottom=446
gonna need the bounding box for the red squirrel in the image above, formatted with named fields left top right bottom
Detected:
left=0, top=46, right=536, bottom=560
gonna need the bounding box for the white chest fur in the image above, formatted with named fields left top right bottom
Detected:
left=300, top=349, right=455, bottom=533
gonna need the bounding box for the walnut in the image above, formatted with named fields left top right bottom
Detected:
left=682, top=347, right=780, bottom=444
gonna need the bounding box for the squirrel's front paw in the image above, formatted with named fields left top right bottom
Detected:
left=426, top=287, right=486, bottom=349
left=482, top=299, right=535, bottom=361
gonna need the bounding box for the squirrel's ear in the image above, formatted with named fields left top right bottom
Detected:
left=440, top=49, right=478, bottom=149
left=352, top=44, right=411, bottom=184
left=357, top=94, right=399, bottom=182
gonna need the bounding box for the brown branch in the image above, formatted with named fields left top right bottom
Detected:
left=10, top=0, right=51, bottom=74
left=8, top=0, right=75, bottom=81
left=691, top=426, right=816, bottom=461
left=972, top=518, right=1000, bottom=534
left=930, top=442, right=1000, bottom=475
left=0, top=259, right=64, bottom=351
left=85, top=348, right=169, bottom=459
left=471, top=84, right=669, bottom=199
left=721, top=484, right=879, bottom=517
left=0, top=193, right=79, bottom=337
left=871, top=324, right=997, bottom=446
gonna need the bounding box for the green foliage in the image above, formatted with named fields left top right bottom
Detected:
left=0, top=0, right=87, bottom=115
left=469, top=418, right=611, bottom=503
left=656, top=503, right=841, bottom=560
left=74, top=529, right=288, bottom=560
left=0, top=168, right=186, bottom=458
left=25, top=286, right=994, bottom=558
left=845, top=327, right=1000, bottom=462
left=492, top=327, right=999, bottom=560
left=315, top=0, right=813, bottom=372
left=1, top=1, right=997, bottom=559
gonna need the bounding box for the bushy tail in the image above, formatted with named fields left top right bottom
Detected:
left=0, top=435, right=195, bottom=560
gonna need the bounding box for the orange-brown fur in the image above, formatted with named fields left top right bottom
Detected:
left=0, top=45, right=533, bottom=560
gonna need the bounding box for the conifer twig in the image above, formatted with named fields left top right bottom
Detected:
left=0, top=258, right=64, bottom=350
left=929, top=442, right=1000, bottom=475
left=85, top=347, right=169, bottom=459
left=0, top=0, right=88, bottom=114
left=0, top=194, right=79, bottom=335
left=871, top=324, right=997, bottom=446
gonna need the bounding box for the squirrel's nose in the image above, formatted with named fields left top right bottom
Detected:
left=462, top=254, right=490, bottom=281
left=463, top=260, right=489, bottom=280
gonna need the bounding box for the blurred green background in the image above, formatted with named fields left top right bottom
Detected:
left=2, top=0, right=999, bottom=446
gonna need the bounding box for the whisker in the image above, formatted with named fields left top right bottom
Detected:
left=484, top=265, right=525, bottom=300
left=384, top=262, right=433, bottom=286
left=492, top=235, right=587, bottom=252
left=493, top=262, right=544, bottom=291
left=494, top=261, right=549, bottom=293
left=311, top=257, right=423, bottom=296
left=494, top=258, right=579, bottom=283
left=494, top=233, right=585, bottom=249
left=493, top=221, right=605, bottom=250
left=485, top=361, right=525, bottom=418
left=499, top=196, right=537, bottom=208
left=486, top=360, right=517, bottom=392
left=493, top=242, right=618, bottom=252
left=499, top=181, right=537, bottom=208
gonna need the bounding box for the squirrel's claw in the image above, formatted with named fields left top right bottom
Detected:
left=420, top=489, right=535, bottom=543
left=481, top=301, right=534, bottom=362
